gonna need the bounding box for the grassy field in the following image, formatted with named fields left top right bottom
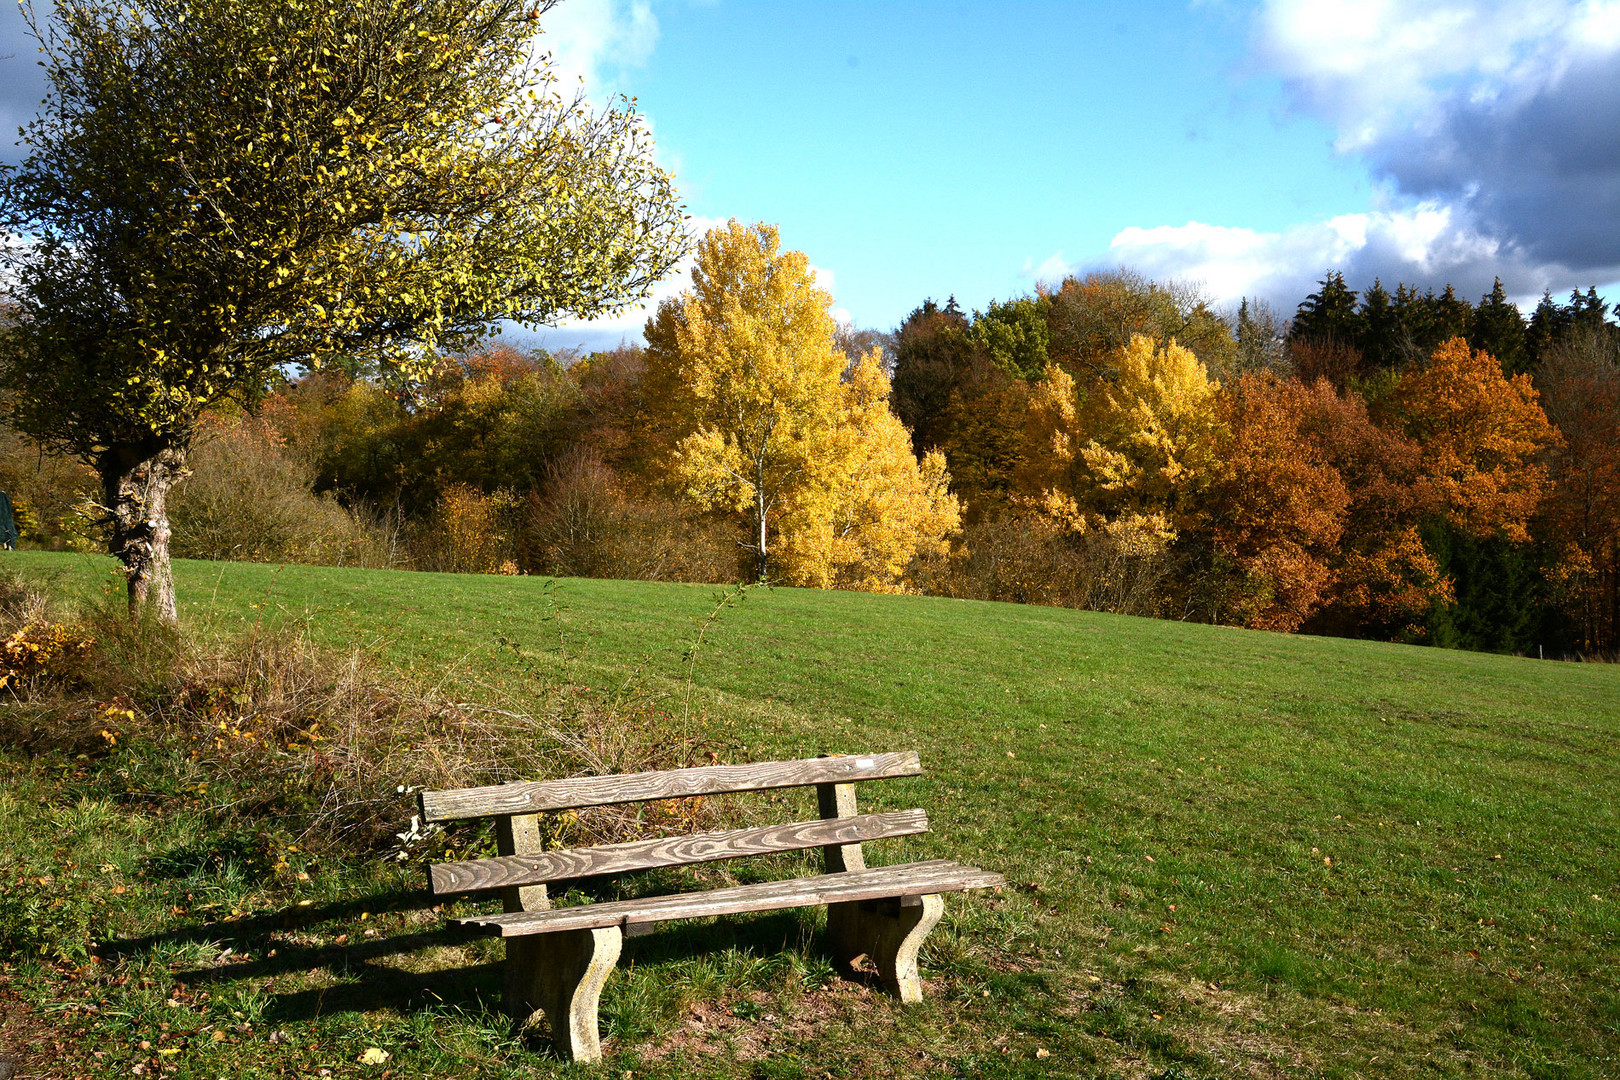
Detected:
left=3, top=550, right=1619, bottom=1079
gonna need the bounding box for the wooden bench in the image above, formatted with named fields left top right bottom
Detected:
left=417, top=751, right=1003, bottom=1062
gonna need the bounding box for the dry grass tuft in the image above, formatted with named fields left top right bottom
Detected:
left=0, top=567, right=717, bottom=858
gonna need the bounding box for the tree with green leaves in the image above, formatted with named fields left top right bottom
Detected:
left=889, top=297, right=975, bottom=454
left=969, top=295, right=1051, bottom=380
left=0, top=0, right=686, bottom=621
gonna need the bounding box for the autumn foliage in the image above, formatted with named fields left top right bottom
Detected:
left=8, top=213, right=1615, bottom=656
left=642, top=222, right=959, bottom=590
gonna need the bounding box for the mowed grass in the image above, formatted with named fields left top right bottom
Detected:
left=4, top=550, right=1619, bottom=1079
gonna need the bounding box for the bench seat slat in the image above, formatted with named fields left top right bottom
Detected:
left=418, top=751, right=922, bottom=823
left=452, top=861, right=1006, bottom=937
left=430, top=809, right=930, bottom=895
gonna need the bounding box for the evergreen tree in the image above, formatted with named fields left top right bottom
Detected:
left=1525, top=290, right=1571, bottom=368
left=1471, top=279, right=1528, bottom=375
left=1391, top=284, right=1427, bottom=365
left=1407, top=289, right=1445, bottom=354
left=1357, top=279, right=1403, bottom=371
left=1421, top=519, right=1571, bottom=655
left=1430, top=285, right=1474, bottom=349
left=1289, top=272, right=1361, bottom=347
left=1234, top=298, right=1288, bottom=374
left=889, top=298, right=974, bottom=454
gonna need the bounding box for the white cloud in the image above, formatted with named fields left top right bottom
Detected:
left=1085, top=1, right=1620, bottom=309
left=1057, top=198, right=1580, bottom=310
left=534, top=0, right=659, bottom=100
left=1259, top=0, right=1588, bottom=151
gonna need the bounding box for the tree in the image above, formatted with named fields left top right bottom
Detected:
left=1206, top=375, right=1351, bottom=632
left=1471, top=278, right=1527, bottom=375
left=1045, top=270, right=1235, bottom=379
left=1289, top=272, right=1359, bottom=348
left=933, top=357, right=1029, bottom=520
left=1232, top=298, right=1288, bottom=376
left=1384, top=338, right=1558, bottom=544
left=0, top=0, right=686, bottom=621
left=1289, top=383, right=1447, bottom=641
left=969, top=295, right=1051, bottom=380
left=1537, top=327, right=1620, bottom=653
left=644, top=221, right=958, bottom=587
left=1428, top=285, right=1475, bottom=350
left=1357, top=279, right=1403, bottom=371
left=1021, top=334, right=1222, bottom=537
left=889, top=298, right=974, bottom=454
left=774, top=354, right=960, bottom=591
left=1524, top=291, right=1570, bottom=369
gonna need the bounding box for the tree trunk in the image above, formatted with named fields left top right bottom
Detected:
left=755, top=460, right=769, bottom=582
left=99, top=445, right=188, bottom=624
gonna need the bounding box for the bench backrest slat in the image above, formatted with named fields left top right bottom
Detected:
left=429, top=808, right=928, bottom=895
left=418, top=751, right=921, bottom=823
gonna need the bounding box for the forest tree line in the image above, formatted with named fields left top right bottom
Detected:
left=4, top=225, right=1618, bottom=658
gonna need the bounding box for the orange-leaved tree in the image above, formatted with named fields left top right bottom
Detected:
left=1536, top=330, right=1620, bottom=653
left=1292, top=381, right=1449, bottom=640
left=1384, top=337, right=1559, bottom=542
left=1205, top=375, right=1351, bottom=631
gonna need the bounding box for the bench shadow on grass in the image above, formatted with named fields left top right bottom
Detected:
left=97, top=889, right=865, bottom=1036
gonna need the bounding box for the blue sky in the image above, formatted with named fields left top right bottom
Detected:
left=4, top=1, right=1618, bottom=352
left=531, top=0, right=1620, bottom=351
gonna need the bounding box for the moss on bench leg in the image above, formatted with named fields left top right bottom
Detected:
left=505, top=926, right=622, bottom=1063
left=827, top=892, right=944, bottom=1003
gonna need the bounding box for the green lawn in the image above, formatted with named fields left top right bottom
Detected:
left=4, top=550, right=1619, bottom=1079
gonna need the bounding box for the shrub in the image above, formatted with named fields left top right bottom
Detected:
left=410, top=482, right=516, bottom=574
left=0, top=421, right=102, bottom=551
left=0, top=570, right=716, bottom=858
left=518, top=449, right=742, bottom=584
left=919, top=511, right=1173, bottom=617
left=0, top=621, right=97, bottom=693
left=169, top=414, right=395, bottom=567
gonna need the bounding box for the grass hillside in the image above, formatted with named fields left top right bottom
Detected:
left=3, top=551, right=1619, bottom=1079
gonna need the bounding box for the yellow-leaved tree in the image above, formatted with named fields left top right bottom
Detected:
left=1012, top=333, right=1222, bottom=612
left=1019, top=333, right=1223, bottom=540
left=644, top=221, right=959, bottom=588
left=776, top=353, right=959, bottom=591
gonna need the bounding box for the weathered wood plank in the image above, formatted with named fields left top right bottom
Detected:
left=452, top=861, right=1006, bottom=937
left=419, top=751, right=922, bottom=823
left=431, top=810, right=930, bottom=895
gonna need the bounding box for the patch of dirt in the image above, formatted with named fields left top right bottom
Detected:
left=0, top=980, right=92, bottom=1080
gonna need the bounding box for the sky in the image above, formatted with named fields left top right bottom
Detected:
left=3, top=0, right=1619, bottom=352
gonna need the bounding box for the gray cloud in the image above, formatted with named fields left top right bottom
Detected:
left=1370, top=47, right=1620, bottom=277
left=0, top=1, right=49, bottom=164
left=1069, top=2, right=1620, bottom=312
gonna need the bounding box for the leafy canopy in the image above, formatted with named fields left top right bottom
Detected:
left=0, top=0, right=686, bottom=459
left=644, top=221, right=958, bottom=588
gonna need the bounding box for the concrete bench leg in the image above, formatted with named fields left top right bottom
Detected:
left=826, top=893, right=944, bottom=1003
left=504, top=926, right=622, bottom=1063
